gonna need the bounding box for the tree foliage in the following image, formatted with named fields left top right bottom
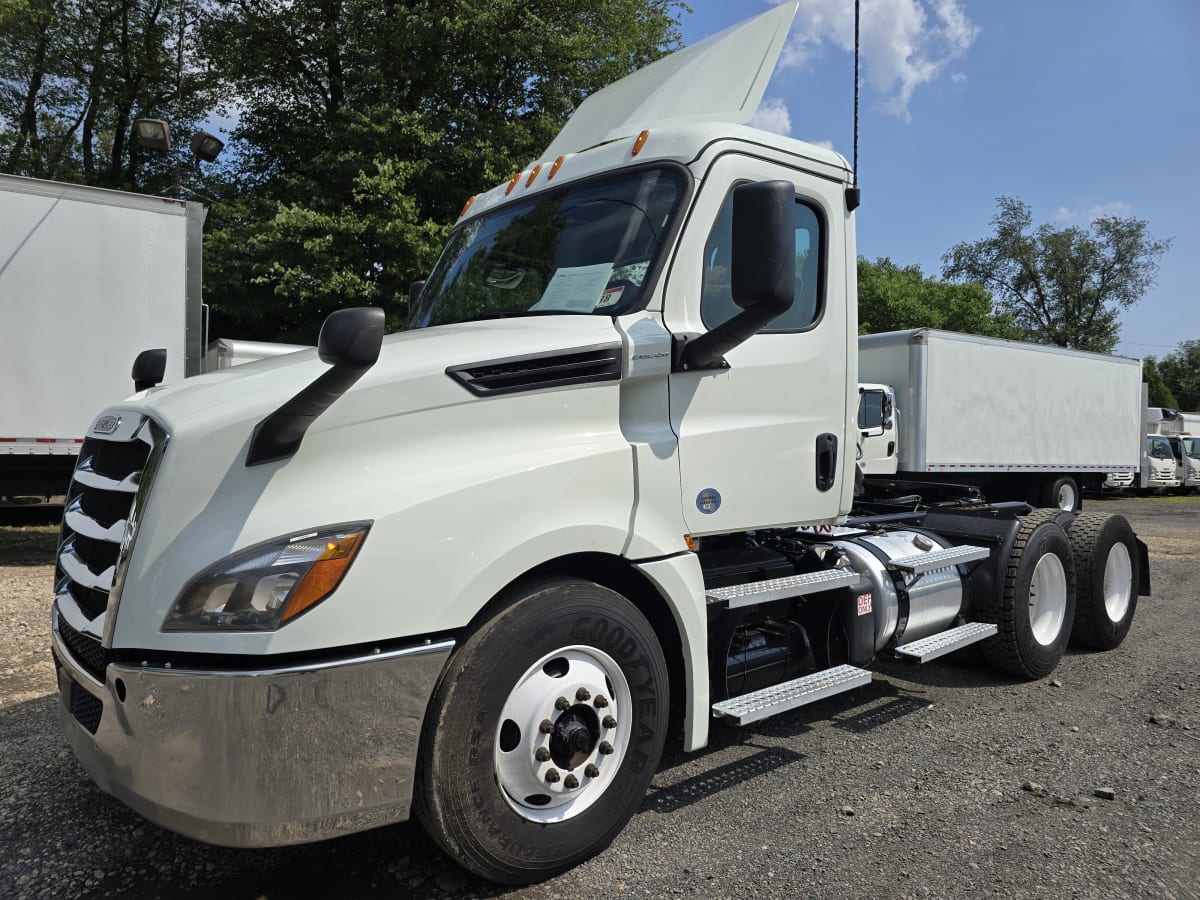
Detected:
left=858, top=256, right=1019, bottom=339
left=198, top=0, right=686, bottom=341
left=1155, top=340, right=1200, bottom=411
left=941, top=197, right=1171, bottom=353
left=0, top=0, right=215, bottom=191
left=1142, top=357, right=1179, bottom=409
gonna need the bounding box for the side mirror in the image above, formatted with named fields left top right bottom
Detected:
left=247, top=307, right=385, bottom=466
left=318, top=307, right=385, bottom=368
left=132, top=348, right=167, bottom=391
left=680, top=180, right=795, bottom=370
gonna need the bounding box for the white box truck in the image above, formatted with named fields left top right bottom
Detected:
left=1145, top=408, right=1199, bottom=491
left=856, top=330, right=1144, bottom=511
left=48, top=5, right=1152, bottom=884
left=0, top=173, right=206, bottom=500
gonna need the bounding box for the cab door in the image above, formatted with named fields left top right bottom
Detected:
left=663, top=154, right=853, bottom=534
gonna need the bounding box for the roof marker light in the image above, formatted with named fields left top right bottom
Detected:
left=548, top=156, right=566, bottom=180
left=459, top=195, right=476, bottom=218
left=632, top=130, right=650, bottom=156
left=525, top=163, right=543, bottom=187
left=505, top=172, right=522, bottom=195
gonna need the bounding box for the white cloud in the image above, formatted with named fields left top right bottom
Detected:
left=770, top=0, right=980, bottom=122
left=950, top=72, right=967, bottom=84
left=749, top=97, right=793, bottom=136
left=1055, top=201, right=1133, bottom=223
left=809, top=139, right=837, bottom=151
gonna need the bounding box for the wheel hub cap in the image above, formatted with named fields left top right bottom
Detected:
left=1102, top=541, right=1133, bottom=622
left=1029, top=552, right=1068, bottom=646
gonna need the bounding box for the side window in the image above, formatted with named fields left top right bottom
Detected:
left=858, top=391, right=884, bottom=429
left=701, top=188, right=823, bottom=332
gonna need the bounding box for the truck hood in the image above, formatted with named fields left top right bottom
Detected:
left=135, top=315, right=623, bottom=439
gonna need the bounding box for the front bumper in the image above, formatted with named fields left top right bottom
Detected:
left=52, top=612, right=453, bottom=847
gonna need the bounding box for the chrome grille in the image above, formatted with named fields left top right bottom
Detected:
left=54, top=414, right=167, bottom=628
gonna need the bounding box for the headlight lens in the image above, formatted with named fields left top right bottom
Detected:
left=164, top=523, right=370, bottom=631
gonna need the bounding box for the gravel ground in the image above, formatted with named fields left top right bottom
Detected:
left=1, top=497, right=1197, bottom=899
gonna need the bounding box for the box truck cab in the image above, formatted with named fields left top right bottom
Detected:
left=1141, top=434, right=1181, bottom=491
left=49, top=5, right=1150, bottom=884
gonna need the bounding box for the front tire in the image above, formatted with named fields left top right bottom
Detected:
left=414, top=578, right=669, bottom=884
left=1044, top=475, right=1081, bottom=511
left=1067, top=512, right=1140, bottom=649
left=978, top=515, right=1076, bottom=679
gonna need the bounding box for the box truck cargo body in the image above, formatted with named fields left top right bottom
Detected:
left=857, top=329, right=1143, bottom=510
left=0, top=174, right=205, bottom=498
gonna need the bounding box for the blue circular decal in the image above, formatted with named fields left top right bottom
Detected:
left=696, top=488, right=722, bottom=515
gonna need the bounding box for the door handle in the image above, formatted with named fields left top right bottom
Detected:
left=815, top=433, right=838, bottom=492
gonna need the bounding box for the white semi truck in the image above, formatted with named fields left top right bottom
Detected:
left=49, top=5, right=1150, bottom=884
left=0, top=174, right=206, bottom=501
left=856, top=330, right=1144, bottom=512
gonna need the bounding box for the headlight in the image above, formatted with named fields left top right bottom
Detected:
left=164, top=523, right=370, bottom=632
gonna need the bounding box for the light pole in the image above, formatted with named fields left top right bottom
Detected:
left=133, top=118, right=225, bottom=197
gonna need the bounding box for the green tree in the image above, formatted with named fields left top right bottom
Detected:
left=1157, top=340, right=1200, bottom=411
left=0, top=0, right=220, bottom=191
left=941, top=197, right=1171, bottom=353
left=1143, top=357, right=1179, bottom=409
left=858, top=256, right=1020, bottom=338
left=199, top=0, right=686, bottom=342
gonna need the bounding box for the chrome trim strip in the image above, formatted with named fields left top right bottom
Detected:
left=63, top=499, right=127, bottom=542
left=103, top=417, right=169, bottom=647
left=54, top=589, right=106, bottom=639
left=149, top=638, right=457, bottom=679
left=73, top=461, right=140, bottom=493
left=58, top=546, right=115, bottom=591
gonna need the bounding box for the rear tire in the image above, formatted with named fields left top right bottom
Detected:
left=1067, top=512, right=1139, bottom=650
left=414, top=578, right=668, bottom=884
left=1043, top=475, right=1080, bottom=512
left=978, top=515, right=1076, bottom=679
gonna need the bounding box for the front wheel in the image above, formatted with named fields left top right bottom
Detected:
left=414, top=578, right=669, bottom=884
left=1068, top=512, right=1140, bottom=649
left=978, top=515, right=1076, bottom=679
left=1043, top=475, right=1081, bottom=511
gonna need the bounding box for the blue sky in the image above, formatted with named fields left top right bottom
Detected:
left=679, top=1, right=1199, bottom=360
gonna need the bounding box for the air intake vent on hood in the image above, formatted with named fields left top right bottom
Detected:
left=447, top=344, right=623, bottom=396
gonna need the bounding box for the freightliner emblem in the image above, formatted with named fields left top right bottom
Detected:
left=93, top=415, right=121, bottom=435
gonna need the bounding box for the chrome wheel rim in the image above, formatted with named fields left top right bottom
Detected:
left=494, top=645, right=631, bottom=823
left=1056, top=482, right=1076, bottom=510
left=1029, top=552, right=1068, bottom=645
left=1102, top=541, right=1133, bottom=622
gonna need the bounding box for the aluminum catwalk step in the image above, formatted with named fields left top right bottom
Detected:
left=712, top=665, right=873, bottom=725
left=706, top=568, right=860, bottom=609
left=887, top=544, right=989, bottom=575
left=894, top=622, right=998, bottom=663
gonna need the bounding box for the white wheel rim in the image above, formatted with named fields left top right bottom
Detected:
left=1029, top=552, right=1068, bottom=645
left=1056, top=482, right=1076, bottom=510
left=494, top=646, right=632, bottom=823
left=1102, top=541, right=1133, bottom=622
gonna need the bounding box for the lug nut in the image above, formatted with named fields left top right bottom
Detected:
left=576, top=687, right=591, bottom=702
left=602, top=715, right=617, bottom=729
left=584, top=763, right=600, bottom=778
left=539, top=719, right=554, bottom=734
left=555, top=696, right=571, bottom=711
left=593, top=694, right=609, bottom=708
left=545, top=768, right=561, bottom=783
left=599, top=741, right=614, bottom=755
left=534, top=746, right=551, bottom=762
left=563, top=774, right=580, bottom=789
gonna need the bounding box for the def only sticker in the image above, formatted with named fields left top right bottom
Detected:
left=696, top=488, right=722, bottom=515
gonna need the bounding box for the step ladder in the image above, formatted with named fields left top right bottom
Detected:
left=706, top=568, right=860, bottom=609
left=712, top=664, right=873, bottom=725
left=886, top=544, right=989, bottom=575
left=893, top=621, right=998, bottom=663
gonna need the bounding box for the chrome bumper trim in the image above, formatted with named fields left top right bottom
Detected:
left=53, top=622, right=453, bottom=847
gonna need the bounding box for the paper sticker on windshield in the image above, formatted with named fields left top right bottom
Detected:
left=696, top=488, right=722, bottom=515
left=531, top=263, right=614, bottom=312
left=595, top=285, right=625, bottom=308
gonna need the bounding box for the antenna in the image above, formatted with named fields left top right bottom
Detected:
left=846, top=0, right=862, bottom=211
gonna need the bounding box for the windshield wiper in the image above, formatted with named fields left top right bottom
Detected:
left=454, top=309, right=591, bottom=323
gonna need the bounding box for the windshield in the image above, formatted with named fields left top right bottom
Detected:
left=408, top=167, right=686, bottom=329
left=1184, top=437, right=1200, bottom=459
left=1148, top=437, right=1174, bottom=460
